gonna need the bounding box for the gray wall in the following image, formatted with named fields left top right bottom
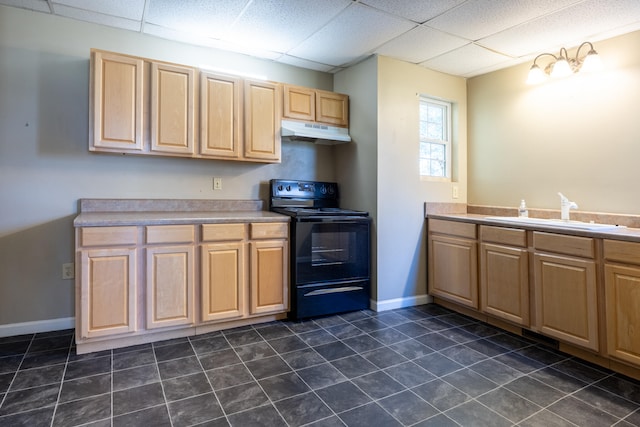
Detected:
left=0, top=6, right=335, bottom=328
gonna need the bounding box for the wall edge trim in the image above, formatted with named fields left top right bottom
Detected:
left=372, top=294, right=432, bottom=312
left=0, top=317, right=75, bottom=338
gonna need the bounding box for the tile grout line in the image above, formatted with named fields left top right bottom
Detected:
left=188, top=332, right=231, bottom=425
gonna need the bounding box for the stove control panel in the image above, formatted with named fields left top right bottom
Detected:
left=271, top=179, right=339, bottom=200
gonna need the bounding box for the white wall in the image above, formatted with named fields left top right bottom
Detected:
left=468, top=30, right=640, bottom=214
left=376, top=57, right=467, bottom=305
left=335, top=56, right=467, bottom=308
left=0, top=6, right=335, bottom=326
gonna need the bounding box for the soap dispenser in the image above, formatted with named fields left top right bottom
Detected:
left=518, top=200, right=528, bottom=218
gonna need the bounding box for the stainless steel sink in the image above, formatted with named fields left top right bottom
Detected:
left=485, top=216, right=624, bottom=231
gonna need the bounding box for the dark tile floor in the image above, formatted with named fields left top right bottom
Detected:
left=1, top=304, right=640, bottom=426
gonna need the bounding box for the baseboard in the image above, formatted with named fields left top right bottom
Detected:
left=0, top=317, right=75, bottom=338
left=371, top=294, right=433, bottom=312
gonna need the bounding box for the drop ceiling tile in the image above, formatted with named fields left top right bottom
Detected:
left=427, top=0, right=579, bottom=41
left=53, top=4, right=141, bottom=31
left=480, top=0, right=640, bottom=57
left=145, top=0, right=248, bottom=39
left=360, top=0, right=466, bottom=24
left=228, top=0, right=351, bottom=53
left=461, top=57, right=527, bottom=78
left=51, top=0, right=145, bottom=20
left=420, top=43, right=513, bottom=76
left=144, top=23, right=281, bottom=60
left=288, top=2, right=416, bottom=66
left=0, top=0, right=50, bottom=13
left=275, top=55, right=336, bottom=73
left=375, top=25, right=469, bottom=64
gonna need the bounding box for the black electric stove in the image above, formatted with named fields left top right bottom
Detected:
left=270, top=179, right=371, bottom=319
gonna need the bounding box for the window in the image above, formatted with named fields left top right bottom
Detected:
left=419, top=96, right=452, bottom=180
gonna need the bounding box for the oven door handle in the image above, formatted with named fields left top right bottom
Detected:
left=297, top=216, right=371, bottom=223
left=304, top=286, right=364, bottom=296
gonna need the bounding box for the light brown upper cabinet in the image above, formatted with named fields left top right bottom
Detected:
left=90, top=50, right=197, bottom=157
left=150, top=62, right=196, bottom=156
left=244, top=79, right=281, bottom=162
left=283, top=85, right=349, bottom=127
left=316, top=89, right=349, bottom=127
left=90, top=49, right=282, bottom=163
left=90, top=51, right=144, bottom=152
left=200, top=71, right=243, bottom=159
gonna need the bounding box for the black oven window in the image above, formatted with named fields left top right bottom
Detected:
left=311, top=230, right=353, bottom=267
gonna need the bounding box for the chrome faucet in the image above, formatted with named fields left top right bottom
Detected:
left=558, top=192, right=578, bottom=221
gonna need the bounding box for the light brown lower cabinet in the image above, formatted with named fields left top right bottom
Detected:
left=532, top=232, right=599, bottom=352
left=146, top=245, right=195, bottom=329
left=79, top=247, right=137, bottom=339
left=76, top=221, right=288, bottom=352
left=533, top=252, right=598, bottom=351
left=428, top=218, right=640, bottom=375
left=603, top=239, right=640, bottom=366
left=201, top=242, right=245, bottom=322
left=428, top=219, right=478, bottom=309
left=250, top=240, right=288, bottom=315
left=480, top=244, right=529, bottom=326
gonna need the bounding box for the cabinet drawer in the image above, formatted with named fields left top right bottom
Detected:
left=480, top=225, right=527, bottom=247
left=533, top=232, right=594, bottom=258
left=80, top=226, right=137, bottom=247
left=202, top=223, right=245, bottom=242
left=250, top=222, right=288, bottom=239
left=146, top=225, right=194, bottom=244
left=604, top=239, right=640, bottom=265
left=429, top=219, right=476, bottom=239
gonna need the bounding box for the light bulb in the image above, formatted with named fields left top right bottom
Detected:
left=580, top=50, right=602, bottom=73
left=550, top=58, right=572, bottom=78
left=526, top=64, right=546, bottom=84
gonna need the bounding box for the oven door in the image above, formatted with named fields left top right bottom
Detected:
left=293, top=217, right=370, bottom=285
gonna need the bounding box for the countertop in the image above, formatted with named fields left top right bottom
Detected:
left=73, top=198, right=290, bottom=227
left=426, top=212, right=640, bottom=243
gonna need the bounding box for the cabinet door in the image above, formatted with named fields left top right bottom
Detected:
left=480, top=243, right=529, bottom=326
left=605, top=264, right=640, bottom=366
left=79, top=248, right=137, bottom=338
left=316, top=90, right=348, bottom=127
left=283, top=85, right=315, bottom=121
left=250, top=240, right=288, bottom=315
left=200, top=72, right=242, bottom=158
left=201, top=242, right=245, bottom=322
left=534, top=253, right=598, bottom=350
left=91, top=51, right=144, bottom=152
left=428, top=235, right=478, bottom=309
left=244, top=80, right=281, bottom=162
left=146, top=245, right=194, bottom=329
left=150, top=62, right=196, bottom=155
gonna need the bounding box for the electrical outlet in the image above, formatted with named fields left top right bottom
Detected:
left=213, top=177, right=222, bottom=190
left=452, top=186, right=459, bottom=199
left=62, top=263, right=74, bottom=280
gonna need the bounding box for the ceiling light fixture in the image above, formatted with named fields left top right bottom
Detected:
left=526, top=42, right=602, bottom=84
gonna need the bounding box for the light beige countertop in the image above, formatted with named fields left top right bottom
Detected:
left=73, top=199, right=289, bottom=227
left=426, top=212, right=640, bottom=243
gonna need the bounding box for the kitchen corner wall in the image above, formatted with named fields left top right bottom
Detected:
left=0, top=6, right=335, bottom=330
left=468, top=30, right=640, bottom=215
left=334, top=56, right=467, bottom=309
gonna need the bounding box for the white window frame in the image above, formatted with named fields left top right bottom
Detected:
left=419, top=95, right=452, bottom=181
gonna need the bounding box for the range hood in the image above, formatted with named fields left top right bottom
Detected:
left=281, top=119, right=351, bottom=145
